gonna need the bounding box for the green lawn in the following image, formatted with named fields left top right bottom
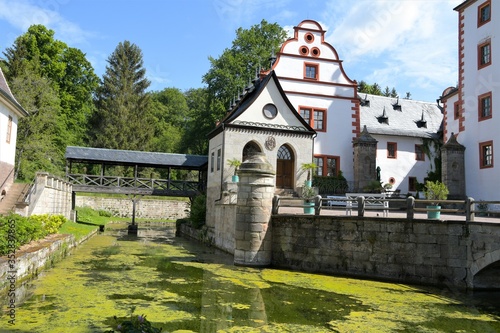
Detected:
left=58, top=221, right=98, bottom=241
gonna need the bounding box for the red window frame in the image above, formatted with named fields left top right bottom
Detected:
left=409, top=177, right=417, bottom=192
left=478, top=0, right=491, bottom=27
left=478, top=40, right=491, bottom=69
left=479, top=140, right=494, bottom=169
left=454, top=101, right=460, bottom=120
left=304, top=62, right=319, bottom=80
left=415, top=144, right=425, bottom=161
left=314, top=155, right=340, bottom=177
left=478, top=91, right=492, bottom=121
left=299, top=106, right=326, bottom=131
left=387, top=142, right=397, bottom=159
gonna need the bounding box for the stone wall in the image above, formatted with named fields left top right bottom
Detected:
left=0, top=230, right=96, bottom=297
left=76, top=196, right=190, bottom=220
left=0, top=161, right=14, bottom=194
left=16, top=173, right=72, bottom=219
left=271, top=215, right=500, bottom=289
left=178, top=214, right=500, bottom=289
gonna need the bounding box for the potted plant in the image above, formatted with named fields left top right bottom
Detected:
left=423, top=180, right=449, bottom=219
left=301, top=162, right=317, bottom=187
left=227, top=158, right=242, bottom=182
left=301, top=180, right=317, bottom=214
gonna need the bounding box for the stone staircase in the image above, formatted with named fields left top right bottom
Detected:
left=0, top=183, right=30, bottom=215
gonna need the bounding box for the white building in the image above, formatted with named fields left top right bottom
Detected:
left=441, top=0, right=498, bottom=201
left=360, top=94, right=443, bottom=195
left=206, top=71, right=315, bottom=252
left=0, top=68, right=28, bottom=194
left=272, top=20, right=358, bottom=181
left=272, top=20, right=442, bottom=195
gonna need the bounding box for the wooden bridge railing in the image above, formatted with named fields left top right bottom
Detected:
left=67, top=174, right=204, bottom=196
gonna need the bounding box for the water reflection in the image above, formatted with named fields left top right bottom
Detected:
left=1, top=223, right=500, bottom=333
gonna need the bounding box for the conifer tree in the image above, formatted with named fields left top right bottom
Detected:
left=91, top=41, right=154, bottom=151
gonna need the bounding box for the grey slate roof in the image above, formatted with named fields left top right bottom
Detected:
left=66, top=146, right=208, bottom=170
left=359, top=94, right=443, bottom=139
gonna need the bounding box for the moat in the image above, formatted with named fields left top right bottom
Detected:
left=2, top=223, right=500, bottom=332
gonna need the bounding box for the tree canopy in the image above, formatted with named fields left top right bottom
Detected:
left=90, top=40, right=154, bottom=151
left=203, top=19, right=288, bottom=123
left=358, top=80, right=399, bottom=98
left=1, top=24, right=98, bottom=180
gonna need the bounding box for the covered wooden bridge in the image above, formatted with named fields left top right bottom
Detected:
left=65, top=146, right=208, bottom=198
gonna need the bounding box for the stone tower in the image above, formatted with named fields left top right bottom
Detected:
left=441, top=133, right=466, bottom=199
left=234, top=152, right=275, bottom=267
left=352, top=126, right=378, bottom=191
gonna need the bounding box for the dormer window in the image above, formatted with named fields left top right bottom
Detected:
left=377, top=107, right=389, bottom=124
left=416, top=111, right=427, bottom=128
left=360, top=94, right=370, bottom=107
left=392, top=98, right=401, bottom=111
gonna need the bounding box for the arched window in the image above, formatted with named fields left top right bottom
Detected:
left=243, top=141, right=261, bottom=162
left=277, top=145, right=293, bottom=160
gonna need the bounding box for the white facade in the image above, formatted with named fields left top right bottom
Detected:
left=272, top=20, right=358, bottom=180
left=272, top=20, right=442, bottom=193
left=0, top=68, right=27, bottom=192
left=442, top=0, right=499, bottom=200
left=361, top=94, right=443, bottom=195
left=205, top=72, right=315, bottom=251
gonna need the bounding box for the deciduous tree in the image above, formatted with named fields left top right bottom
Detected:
left=203, top=20, right=287, bottom=123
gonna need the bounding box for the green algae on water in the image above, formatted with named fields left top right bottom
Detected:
left=3, top=224, right=500, bottom=333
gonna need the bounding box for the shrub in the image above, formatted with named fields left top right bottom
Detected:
left=104, top=314, right=162, bottom=333
left=424, top=180, right=449, bottom=205
left=0, top=213, right=68, bottom=255
left=189, top=195, right=206, bottom=229
left=98, top=209, right=112, bottom=217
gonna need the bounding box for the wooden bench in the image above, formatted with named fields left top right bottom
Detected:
left=346, top=193, right=389, bottom=217
left=326, top=195, right=348, bottom=207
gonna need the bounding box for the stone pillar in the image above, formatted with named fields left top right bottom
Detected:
left=352, top=125, right=378, bottom=191
left=234, top=152, right=275, bottom=267
left=441, top=133, right=466, bottom=199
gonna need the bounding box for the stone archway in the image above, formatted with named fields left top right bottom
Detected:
left=243, top=141, right=262, bottom=162
left=276, top=144, right=294, bottom=189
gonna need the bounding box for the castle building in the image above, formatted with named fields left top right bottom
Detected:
left=271, top=20, right=443, bottom=195
left=441, top=0, right=498, bottom=202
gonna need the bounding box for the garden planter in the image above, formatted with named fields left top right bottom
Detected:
left=303, top=201, right=315, bottom=214
left=427, top=205, right=441, bottom=219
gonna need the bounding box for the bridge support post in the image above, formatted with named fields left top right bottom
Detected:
left=234, top=152, right=275, bottom=267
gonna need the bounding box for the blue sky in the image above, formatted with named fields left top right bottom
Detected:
left=0, top=0, right=462, bottom=102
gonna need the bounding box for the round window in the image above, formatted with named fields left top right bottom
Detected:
left=305, top=33, right=314, bottom=43
left=311, top=47, right=320, bottom=57
left=300, top=46, right=309, bottom=56
left=263, top=103, right=278, bottom=119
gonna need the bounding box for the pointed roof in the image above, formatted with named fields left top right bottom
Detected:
left=442, top=133, right=466, bottom=151
left=0, top=68, right=28, bottom=117
left=208, top=70, right=315, bottom=139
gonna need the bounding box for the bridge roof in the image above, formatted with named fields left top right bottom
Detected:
left=66, top=146, right=208, bottom=170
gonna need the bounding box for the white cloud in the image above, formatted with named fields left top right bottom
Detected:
left=0, top=0, right=92, bottom=45
left=320, top=0, right=462, bottom=100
